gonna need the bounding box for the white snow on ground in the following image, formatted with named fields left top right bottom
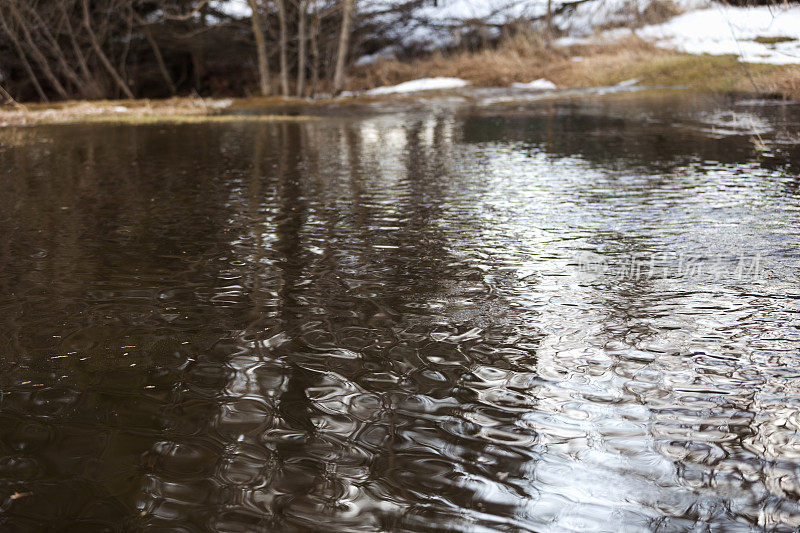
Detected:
left=354, top=50, right=398, bottom=67
left=558, top=2, right=800, bottom=65
left=359, top=0, right=713, bottom=54
left=511, top=79, right=558, bottom=90
left=211, top=0, right=250, bottom=19
left=557, top=0, right=710, bottom=36
left=366, top=77, right=471, bottom=95
left=208, top=98, right=234, bottom=109
left=354, top=0, right=719, bottom=65
left=412, top=0, right=549, bottom=24
left=361, top=0, right=571, bottom=53
left=635, top=3, right=800, bottom=65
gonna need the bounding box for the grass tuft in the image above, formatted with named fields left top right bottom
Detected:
left=752, top=36, right=797, bottom=45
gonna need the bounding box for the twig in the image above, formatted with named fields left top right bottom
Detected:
left=0, top=82, right=23, bottom=108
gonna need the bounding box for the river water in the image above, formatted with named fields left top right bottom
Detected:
left=1, top=92, right=800, bottom=531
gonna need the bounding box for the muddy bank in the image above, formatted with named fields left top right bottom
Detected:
left=0, top=71, right=796, bottom=128
left=0, top=97, right=320, bottom=128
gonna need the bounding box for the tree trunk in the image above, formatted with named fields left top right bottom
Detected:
left=309, top=8, right=320, bottom=97
left=192, top=4, right=208, bottom=92
left=276, top=0, right=290, bottom=96
left=81, top=0, right=134, bottom=99
left=332, top=0, right=354, bottom=95
left=118, top=5, right=135, bottom=87
left=144, top=26, right=177, bottom=96
left=0, top=9, right=47, bottom=101
left=247, top=0, right=271, bottom=96
left=296, top=1, right=307, bottom=97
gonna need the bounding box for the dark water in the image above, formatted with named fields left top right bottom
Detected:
left=2, top=92, right=800, bottom=531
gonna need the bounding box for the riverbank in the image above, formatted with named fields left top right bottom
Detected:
left=351, top=36, right=799, bottom=99
left=0, top=97, right=320, bottom=128
left=1, top=37, right=798, bottom=128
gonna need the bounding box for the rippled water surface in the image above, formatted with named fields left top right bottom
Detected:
left=2, top=92, right=800, bottom=531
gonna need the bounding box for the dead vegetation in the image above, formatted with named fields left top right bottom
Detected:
left=0, top=96, right=315, bottom=127
left=752, top=35, right=797, bottom=45
left=753, top=66, right=800, bottom=99
left=350, top=31, right=799, bottom=100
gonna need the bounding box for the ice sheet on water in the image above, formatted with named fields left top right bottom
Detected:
left=510, top=79, right=558, bottom=90
left=365, top=77, right=471, bottom=95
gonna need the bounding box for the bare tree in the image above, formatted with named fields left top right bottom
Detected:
left=248, top=0, right=272, bottom=96
left=57, top=0, right=103, bottom=98
left=296, top=0, right=308, bottom=97
left=81, top=0, right=134, bottom=99
left=143, top=25, right=177, bottom=96
left=5, top=2, right=69, bottom=99
left=15, top=2, right=86, bottom=94
left=547, top=0, right=553, bottom=37
left=0, top=0, right=554, bottom=103
left=276, top=0, right=290, bottom=96
left=332, top=0, right=354, bottom=95
left=0, top=7, right=48, bottom=101
left=309, top=2, right=321, bottom=96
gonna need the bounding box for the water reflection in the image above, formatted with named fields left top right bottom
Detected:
left=1, top=94, right=800, bottom=531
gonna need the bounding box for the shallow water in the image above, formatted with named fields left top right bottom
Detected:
left=2, top=92, right=800, bottom=531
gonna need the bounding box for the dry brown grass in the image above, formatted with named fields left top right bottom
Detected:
left=549, top=37, right=673, bottom=88
left=350, top=31, right=567, bottom=90
left=351, top=32, right=793, bottom=98
left=0, top=96, right=319, bottom=127
left=752, top=35, right=797, bottom=45
left=350, top=36, right=672, bottom=90
left=752, top=66, right=800, bottom=99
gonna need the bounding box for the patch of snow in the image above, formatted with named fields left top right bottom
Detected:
left=554, top=35, right=586, bottom=46
left=558, top=0, right=710, bottom=37
left=366, top=77, right=471, bottom=95
left=615, top=78, right=640, bottom=87
left=364, top=0, right=572, bottom=53
left=355, top=54, right=381, bottom=67
left=413, top=0, right=548, bottom=24
left=111, top=106, right=129, bottom=112
left=208, top=99, right=233, bottom=109
left=511, top=78, right=558, bottom=90
left=636, top=3, right=800, bottom=65
left=210, top=0, right=251, bottom=19
left=354, top=48, right=398, bottom=67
